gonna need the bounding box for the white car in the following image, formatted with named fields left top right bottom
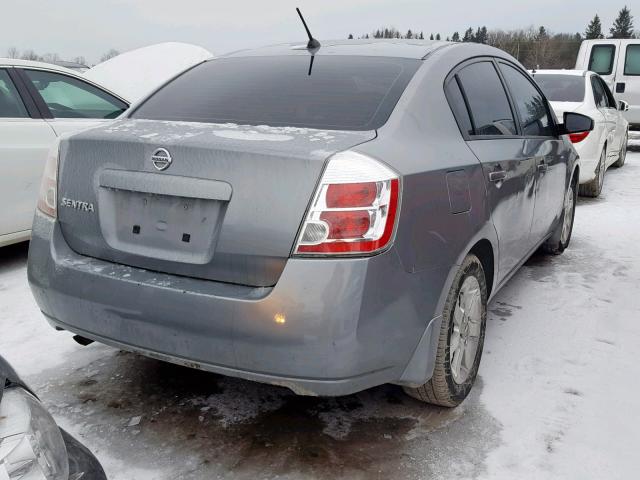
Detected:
left=532, top=69, right=629, bottom=197
left=0, top=43, right=212, bottom=247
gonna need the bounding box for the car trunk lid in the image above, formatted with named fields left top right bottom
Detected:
left=57, top=119, right=376, bottom=286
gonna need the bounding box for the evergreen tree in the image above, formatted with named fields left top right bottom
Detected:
left=476, top=26, right=488, bottom=43
left=430, top=33, right=434, bottom=40
left=446, top=36, right=451, bottom=42
left=436, top=33, right=441, bottom=40
left=406, top=29, right=413, bottom=39
left=585, top=14, right=604, bottom=39
left=462, top=28, right=474, bottom=42
left=419, top=31, right=424, bottom=40
left=610, top=6, right=634, bottom=38
left=452, top=31, right=460, bottom=42
left=348, top=34, right=354, bottom=40
left=537, top=26, right=548, bottom=40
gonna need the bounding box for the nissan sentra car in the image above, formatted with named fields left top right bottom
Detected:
left=27, top=40, right=592, bottom=407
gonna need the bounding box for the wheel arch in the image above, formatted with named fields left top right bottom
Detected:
left=469, top=239, right=495, bottom=298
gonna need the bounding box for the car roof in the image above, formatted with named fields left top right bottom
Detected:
left=532, top=69, right=588, bottom=77
left=0, top=57, right=80, bottom=76
left=222, top=39, right=452, bottom=60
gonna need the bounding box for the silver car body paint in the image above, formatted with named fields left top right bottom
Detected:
left=28, top=40, right=578, bottom=396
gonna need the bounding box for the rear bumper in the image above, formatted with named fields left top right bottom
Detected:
left=28, top=211, right=448, bottom=396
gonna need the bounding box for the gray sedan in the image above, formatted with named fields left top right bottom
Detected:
left=27, top=40, right=592, bottom=407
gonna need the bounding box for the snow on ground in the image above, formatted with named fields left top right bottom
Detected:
left=1, top=150, right=640, bottom=479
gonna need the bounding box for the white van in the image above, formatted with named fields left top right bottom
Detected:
left=576, top=39, right=640, bottom=128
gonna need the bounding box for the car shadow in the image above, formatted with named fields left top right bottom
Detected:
left=0, top=241, right=29, bottom=272
left=36, top=345, right=500, bottom=479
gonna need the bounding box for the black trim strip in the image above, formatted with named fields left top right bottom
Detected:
left=14, top=68, right=53, bottom=119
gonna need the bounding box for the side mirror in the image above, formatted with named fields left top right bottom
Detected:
left=618, top=100, right=629, bottom=112
left=558, top=112, right=594, bottom=136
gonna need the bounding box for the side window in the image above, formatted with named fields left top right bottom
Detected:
left=599, top=77, right=617, bottom=108
left=445, top=77, right=473, bottom=136
left=0, top=70, right=29, bottom=118
left=588, top=45, right=616, bottom=75
left=624, top=44, right=640, bottom=76
left=457, top=61, right=517, bottom=136
left=591, top=76, right=608, bottom=108
left=22, top=69, right=128, bottom=119
left=500, top=62, right=554, bottom=137
left=499, top=63, right=553, bottom=137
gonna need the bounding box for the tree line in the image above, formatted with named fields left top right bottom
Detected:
left=348, top=6, right=637, bottom=69
left=3, top=48, right=120, bottom=66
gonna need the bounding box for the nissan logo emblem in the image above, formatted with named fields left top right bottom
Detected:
left=151, top=148, right=172, bottom=171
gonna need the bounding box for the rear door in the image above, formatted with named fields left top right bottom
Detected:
left=591, top=74, right=617, bottom=160
left=614, top=42, right=640, bottom=126
left=451, top=59, right=536, bottom=283
left=598, top=75, right=625, bottom=158
left=18, top=68, right=128, bottom=136
left=497, top=61, right=566, bottom=245
left=0, top=68, right=56, bottom=236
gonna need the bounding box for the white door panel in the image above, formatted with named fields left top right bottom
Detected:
left=0, top=118, right=57, bottom=235
left=615, top=42, right=640, bottom=125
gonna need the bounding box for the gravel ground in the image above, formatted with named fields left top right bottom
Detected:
left=1, top=143, right=639, bottom=480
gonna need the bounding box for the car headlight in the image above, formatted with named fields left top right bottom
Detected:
left=0, top=388, right=69, bottom=480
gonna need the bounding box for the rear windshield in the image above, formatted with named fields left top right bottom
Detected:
left=131, top=55, right=421, bottom=131
left=533, top=74, right=586, bottom=102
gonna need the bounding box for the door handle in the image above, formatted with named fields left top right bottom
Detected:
left=489, top=170, right=507, bottom=182
left=537, top=159, right=548, bottom=172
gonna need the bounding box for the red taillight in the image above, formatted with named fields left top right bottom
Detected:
left=569, top=131, right=590, bottom=143
left=326, top=182, right=377, bottom=208
left=320, top=210, right=371, bottom=239
left=294, top=152, right=400, bottom=255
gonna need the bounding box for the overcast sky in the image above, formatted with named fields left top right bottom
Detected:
left=1, top=0, right=634, bottom=63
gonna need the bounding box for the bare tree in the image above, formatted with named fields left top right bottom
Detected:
left=73, top=56, right=87, bottom=65
left=100, top=49, right=120, bottom=63
left=41, top=53, right=61, bottom=64
left=20, top=50, right=40, bottom=61
left=6, top=47, right=20, bottom=59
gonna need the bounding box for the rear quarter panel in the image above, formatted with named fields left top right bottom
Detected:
left=356, top=44, right=504, bottom=315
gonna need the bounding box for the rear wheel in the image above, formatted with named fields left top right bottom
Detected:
left=613, top=133, right=628, bottom=168
left=403, top=254, right=487, bottom=407
left=579, top=147, right=606, bottom=197
left=542, top=175, right=577, bottom=255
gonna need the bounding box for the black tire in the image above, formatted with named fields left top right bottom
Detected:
left=542, top=174, right=577, bottom=255
left=403, top=254, right=487, bottom=407
left=613, top=133, right=628, bottom=168
left=579, top=147, right=606, bottom=198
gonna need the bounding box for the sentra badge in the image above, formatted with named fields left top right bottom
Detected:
left=61, top=197, right=95, bottom=213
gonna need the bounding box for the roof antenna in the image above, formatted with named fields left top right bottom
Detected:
left=296, top=8, right=321, bottom=50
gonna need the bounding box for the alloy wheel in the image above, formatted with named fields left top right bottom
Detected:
left=450, top=276, right=482, bottom=384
